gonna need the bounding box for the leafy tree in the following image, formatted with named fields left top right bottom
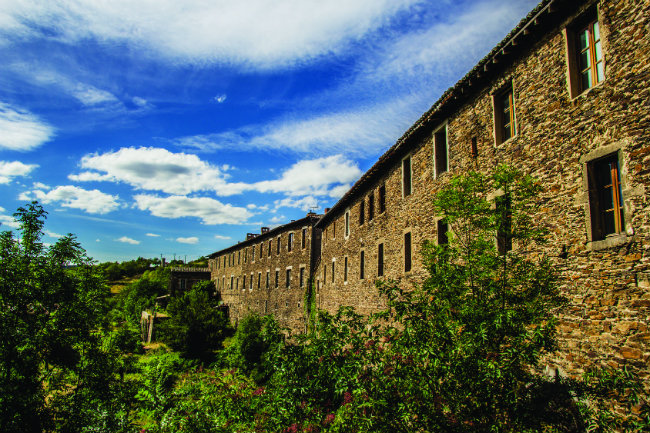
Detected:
left=160, top=282, right=231, bottom=360
left=0, top=202, right=131, bottom=432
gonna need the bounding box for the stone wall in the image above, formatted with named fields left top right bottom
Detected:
left=208, top=214, right=321, bottom=330
left=168, top=267, right=211, bottom=297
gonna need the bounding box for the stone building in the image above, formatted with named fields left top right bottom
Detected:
left=208, top=213, right=321, bottom=330
left=316, top=0, right=650, bottom=377
left=168, top=267, right=212, bottom=297
left=209, top=0, right=650, bottom=379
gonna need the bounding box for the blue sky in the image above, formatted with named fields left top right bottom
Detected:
left=0, top=0, right=537, bottom=263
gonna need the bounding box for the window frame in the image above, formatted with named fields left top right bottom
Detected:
left=402, top=154, right=412, bottom=197
left=433, top=122, right=449, bottom=178
left=492, top=82, right=517, bottom=146
left=564, top=6, right=605, bottom=98
left=377, top=243, right=384, bottom=277
left=404, top=231, right=412, bottom=273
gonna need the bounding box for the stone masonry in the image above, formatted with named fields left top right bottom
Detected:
left=209, top=0, right=650, bottom=383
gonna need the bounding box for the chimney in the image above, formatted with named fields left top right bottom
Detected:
left=261, top=227, right=269, bottom=234
left=324, top=208, right=330, bottom=213
left=246, top=233, right=257, bottom=240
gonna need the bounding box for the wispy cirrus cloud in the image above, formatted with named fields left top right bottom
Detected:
left=0, top=0, right=420, bottom=69
left=0, top=102, right=55, bottom=151
left=19, top=185, right=120, bottom=214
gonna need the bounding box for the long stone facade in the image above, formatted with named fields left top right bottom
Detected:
left=209, top=0, right=650, bottom=381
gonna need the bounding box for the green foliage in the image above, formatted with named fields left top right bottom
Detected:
left=112, top=267, right=169, bottom=326
left=220, top=313, right=284, bottom=383
left=159, top=283, right=231, bottom=360
left=0, top=202, right=134, bottom=432
left=97, top=257, right=158, bottom=282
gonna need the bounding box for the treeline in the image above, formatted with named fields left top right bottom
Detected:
left=97, top=256, right=208, bottom=282
left=1, top=167, right=648, bottom=433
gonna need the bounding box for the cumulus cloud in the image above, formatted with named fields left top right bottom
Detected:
left=134, top=194, right=252, bottom=225
left=0, top=160, right=38, bottom=183
left=73, top=83, right=120, bottom=106
left=45, top=230, right=63, bottom=238
left=0, top=0, right=419, bottom=69
left=145, top=232, right=160, bottom=237
left=274, top=196, right=319, bottom=212
left=69, top=146, right=237, bottom=195
left=116, top=236, right=139, bottom=245
left=0, top=207, right=20, bottom=230
left=176, top=236, right=199, bottom=244
left=214, top=235, right=231, bottom=240
left=0, top=102, right=55, bottom=151
left=19, top=185, right=120, bottom=214
left=132, top=96, right=148, bottom=107
left=213, top=95, right=227, bottom=103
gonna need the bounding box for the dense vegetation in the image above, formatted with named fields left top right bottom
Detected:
left=1, top=167, right=647, bottom=432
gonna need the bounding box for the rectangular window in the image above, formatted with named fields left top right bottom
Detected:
left=402, top=156, right=412, bottom=197
left=404, top=232, right=412, bottom=272
left=286, top=269, right=291, bottom=288
left=266, top=271, right=270, bottom=289
left=252, top=245, right=255, bottom=261
left=277, top=237, right=281, bottom=254
left=238, top=251, right=241, bottom=265
left=368, top=192, right=374, bottom=221
left=258, top=272, right=261, bottom=289
left=344, top=257, right=348, bottom=282
left=496, top=195, right=512, bottom=255
left=236, top=277, right=239, bottom=290
left=300, top=267, right=305, bottom=288
left=268, top=240, right=272, bottom=256
left=434, top=124, right=448, bottom=176
left=244, top=248, right=248, bottom=263
left=437, top=220, right=449, bottom=245
left=243, top=275, right=246, bottom=290
left=259, top=243, right=263, bottom=257
left=360, top=251, right=365, bottom=280
left=379, top=183, right=386, bottom=213
left=493, top=84, right=516, bottom=145
left=345, top=210, right=350, bottom=237
left=323, top=264, right=327, bottom=284
left=588, top=153, right=624, bottom=241
left=377, top=243, right=384, bottom=277
left=359, top=200, right=365, bottom=226
left=249, top=274, right=253, bottom=290
left=302, top=228, right=307, bottom=249
left=471, top=136, right=478, bottom=158
left=575, top=21, right=605, bottom=93
left=230, top=276, right=233, bottom=290
left=275, top=270, right=279, bottom=288
left=333, top=221, right=336, bottom=239
left=288, top=233, right=294, bottom=252
left=332, top=260, right=335, bottom=282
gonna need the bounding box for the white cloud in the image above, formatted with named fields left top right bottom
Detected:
left=252, top=155, right=361, bottom=197
left=214, top=235, right=231, bottom=240
left=32, top=182, right=50, bottom=190
left=0, top=213, right=20, bottom=229
left=0, top=160, right=38, bottom=183
left=134, top=194, right=252, bottom=225
left=19, top=185, right=120, bottom=214
left=132, top=96, right=148, bottom=107
left=176, top=236, right=199, bottom=244
left=175, top=100, right=416, bottom=156
left=0, top=102, right=55, bottom=151
left=269, top=215, right=286, bottom=224
left=213, top=95, right=227, bottom=103
left=116, top=236, right=140, bottom=245
left=145, top=232, right=160, bottom=237
left=0, top=0, right=420, bottom=69
left=69, top=147, right=239, bottom=195
left=274, top=196, right=319, bottom=212
left=45, top=230, right=63, bottom=238
left=73, top=83, right=119, bottom=106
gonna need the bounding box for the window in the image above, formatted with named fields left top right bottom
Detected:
left=377, top=243, right=384, bottom=277
left=259, top=243, right=263, bottom=257
left=493, top=83, right=516, bottom=145
left=266, top=271, right=270, bottom=289
left=300, top=267, right=305, bottom=288
left=566, top=9, right=604, bottom=97
left=252, top=245, right=255, bottom=261
left=433, top=124, right=448, bottom=177
left=257, top=272, right=261, bottom=289
left=277, top=237, right=281, bottom=254
left=332, top=260, right=335, bottom=282
left=402, top=155, right=412, bottom=197
left=286, top=269, right=291, bottom=288
left=302, top=228, right=307, bottom=249
left=437, top=220, right=449, bottom=245
left=333, top=221, right=336, bottom=239
left=268, top=240, right=272, bottom=256
left=238, top=251, right=241, bottom=265
left=288, top=233, right=294, bottom=252
left=404, top=232, right=412, bottom=272
left=244, top=248, right=248, bottom=263
left=359, top=251, right=365, bottom=280
left=587, top=153, right=624, bottom=241
left=471, top=136, right=478, bottom=158
left=243, top=275, right=246, bottom=290
left=275, top=270, right=279, bottom=288
left=236, top=277, right=239, bottom=290
left=496, top=194, right=512, bottom=255
left=344, top=257, right=348, bottom=282
left=378, top=183, right=386, bottom=213
left=249, top=274, right=253, bottom=290
left=345, top=210, right=350, bottom=238
left=368, top=192, right=374, bottom=221
left=359, top=200, right=365, bottom=226
left=230, top=276, right=234, bottom=290
left=323, top=264, right=327, bottom=284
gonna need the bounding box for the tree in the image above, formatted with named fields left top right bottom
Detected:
left=0, top=202, right=131, bottom=432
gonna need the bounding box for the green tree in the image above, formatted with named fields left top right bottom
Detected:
left=160, top=281, right=231, bottom=360
left=0, top=202, right=132, bottom=432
